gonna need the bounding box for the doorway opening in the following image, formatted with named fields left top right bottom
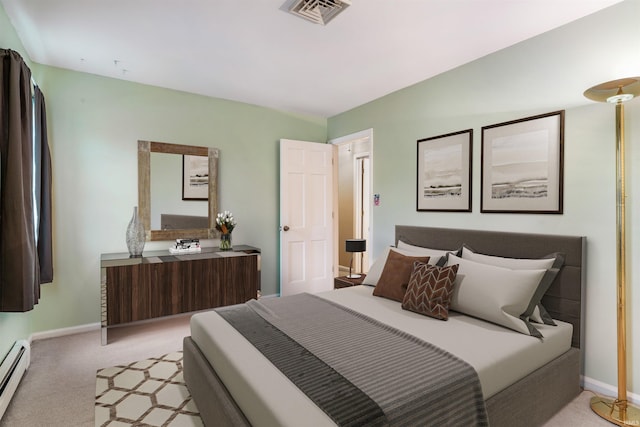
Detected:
left=330, top=129, right=373, bottom=277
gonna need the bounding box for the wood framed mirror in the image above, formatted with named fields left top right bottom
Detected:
left=138, top=140, right=219, bottom=241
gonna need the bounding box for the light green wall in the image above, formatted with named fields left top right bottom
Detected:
left=1, top=2, right=327, bottom=355
left=31, top=66, right=326, bottom=332
left=329, top=0, right=640, bottom=397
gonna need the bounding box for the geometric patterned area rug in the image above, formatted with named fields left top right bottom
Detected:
left=95, top=351, right=203, bottom=426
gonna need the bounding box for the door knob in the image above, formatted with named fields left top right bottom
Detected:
left=283, top=225, right=290, bottom=231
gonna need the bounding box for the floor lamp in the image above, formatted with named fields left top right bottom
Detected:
left=346, top=239, right=366, bottom=278
left=584, top=76, right=640, bottom=426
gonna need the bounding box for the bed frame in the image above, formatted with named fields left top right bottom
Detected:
left=183, top=226, right=586, bottom=427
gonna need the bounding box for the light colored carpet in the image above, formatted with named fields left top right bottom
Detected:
left=544, top=391, right=613, bottom=427
left=0, top=313, right=615, bottom=426
left=1, top=315, right=191, bottom=427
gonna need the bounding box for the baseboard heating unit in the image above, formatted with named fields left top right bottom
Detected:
left=0, top=340, right=30, bottom=420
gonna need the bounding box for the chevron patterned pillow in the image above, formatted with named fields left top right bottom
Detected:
left=402, top=262, right=459, bottom=320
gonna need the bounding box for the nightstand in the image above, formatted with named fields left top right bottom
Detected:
left=334, top=274, right=366, bottom=289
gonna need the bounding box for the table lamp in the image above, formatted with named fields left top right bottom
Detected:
left=345, top=239, right=366, bottom=278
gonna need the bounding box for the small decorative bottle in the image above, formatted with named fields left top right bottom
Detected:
left=126, top=206, right=146, bottom=257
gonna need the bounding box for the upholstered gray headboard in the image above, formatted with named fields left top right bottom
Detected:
left=395, top=225, right=586, bottom=349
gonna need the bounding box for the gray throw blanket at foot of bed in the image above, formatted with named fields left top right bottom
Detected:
left=216, top=293, right=488, bottom=427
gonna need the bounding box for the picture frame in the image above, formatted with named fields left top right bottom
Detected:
left=417, top=129, right=472, bottom=212
left=481, top=110, right=564, bottom=214
left=182, top=154, right=209, bottom=200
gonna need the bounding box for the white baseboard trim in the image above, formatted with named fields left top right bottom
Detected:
left=28, top=323, right=100, bottom=343
left=582, top=375, right=640, bottom=406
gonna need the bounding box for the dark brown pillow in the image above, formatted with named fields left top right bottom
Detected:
left=372, top=250, right=430, bottom=302
left=402, top=262, right=459, bottom=320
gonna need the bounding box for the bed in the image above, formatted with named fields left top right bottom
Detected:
left=183, top=226, right=585, bottom=426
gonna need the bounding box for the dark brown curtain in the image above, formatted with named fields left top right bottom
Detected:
left=0, top=49, right=42, bottom=311
left=34, top=86, right=53, bottom=283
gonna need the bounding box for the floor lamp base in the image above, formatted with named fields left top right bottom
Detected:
left=591, top=395, right=640, bottom=426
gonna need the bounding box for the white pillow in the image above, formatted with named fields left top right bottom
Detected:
left=397, top=240, right=450, bottom=259
left=461, top=246, right=555, bottom=270
left=446, top=254, right=546, bottom=337
left=461, top=246, right=564, bottom=325
left=363, top=246, right=442, bottom=286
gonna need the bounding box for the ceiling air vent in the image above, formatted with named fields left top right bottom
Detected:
left=287, top=0, right=351, bottom=25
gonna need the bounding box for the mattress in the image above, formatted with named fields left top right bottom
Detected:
left=190, top=285, right=573, bottom=427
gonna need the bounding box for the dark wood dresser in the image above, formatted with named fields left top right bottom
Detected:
left=100, top=245, right=260, bottom=344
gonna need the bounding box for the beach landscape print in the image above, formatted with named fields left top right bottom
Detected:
left=490, top=130, right=549, bottom=199
left=481, top=111, right=564, bottom=213
left=417, top=129, right=472, bottom=211
left=182, top=154, right=209, bottom=200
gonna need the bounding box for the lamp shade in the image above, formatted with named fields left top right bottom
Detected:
left=584, top=77, right=640, bottom=103
left=345, top=239, right=366, bottom=253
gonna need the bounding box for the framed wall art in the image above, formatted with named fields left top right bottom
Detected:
left=481, top=110, right=564, bottom=213
left=182, top=154, right=209, bottom=200
left=417, top=129, right=472, bottom=212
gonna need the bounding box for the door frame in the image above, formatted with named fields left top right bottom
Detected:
left=353, top=153, right=370, bottom=273
left=329, top=128, right=373, bottom=276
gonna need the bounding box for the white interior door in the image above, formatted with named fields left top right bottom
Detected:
left=280, top=139, right=335, bottom=296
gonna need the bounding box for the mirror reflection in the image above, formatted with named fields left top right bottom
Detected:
left=150, top=152, right=208, bottom=230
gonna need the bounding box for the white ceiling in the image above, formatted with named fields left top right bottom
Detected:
left=1, top=0, right=623, bottom=117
